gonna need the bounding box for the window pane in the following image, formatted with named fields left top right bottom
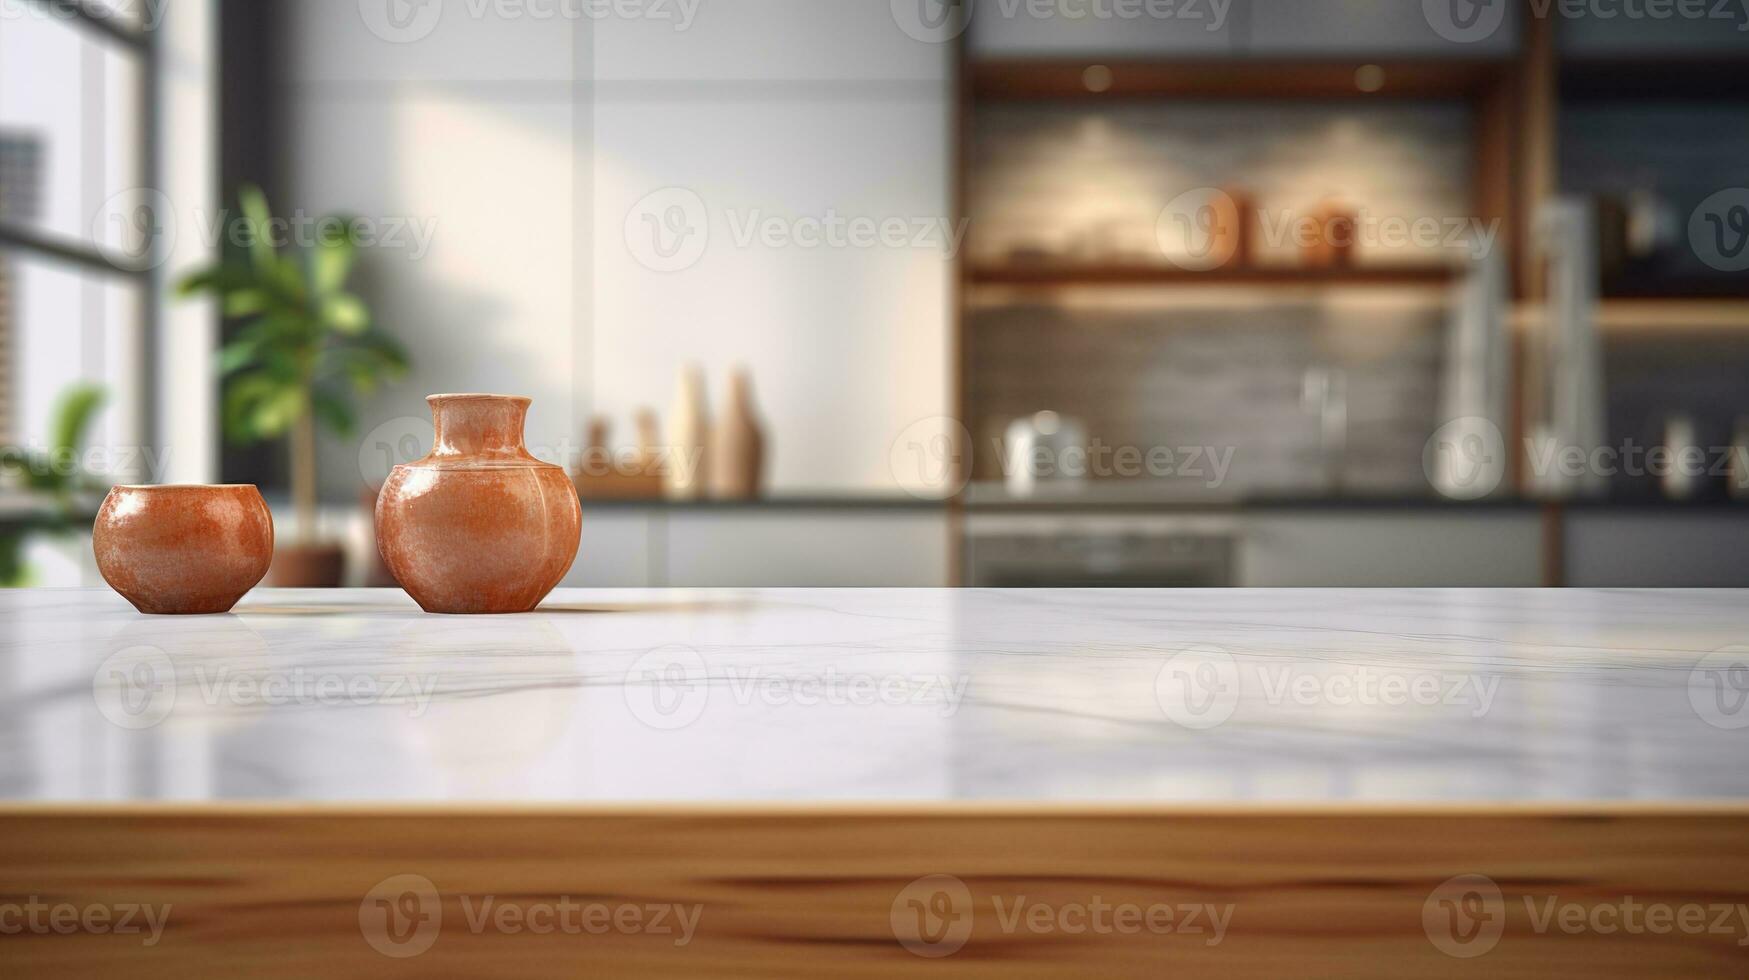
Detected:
left=0, top=1, right=146, bottom=259
left=2, top=248, right=146, bottom=487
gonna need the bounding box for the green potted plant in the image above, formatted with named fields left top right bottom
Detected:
left=179, top=185, right=408, bottom=587
left=0, top=384, right=107, bottom=586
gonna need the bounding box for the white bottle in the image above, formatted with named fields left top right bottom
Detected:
left=666, top=365, right=709, bottom=499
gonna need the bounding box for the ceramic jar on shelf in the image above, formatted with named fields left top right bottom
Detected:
left=375, top=394, right=581, bottom=614
left=707, top=368, right=766, bottom=500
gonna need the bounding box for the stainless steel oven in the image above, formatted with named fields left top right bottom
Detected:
left=963, top=515, right=1236, bottom=588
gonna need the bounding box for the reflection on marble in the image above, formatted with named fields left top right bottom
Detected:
left=1, top=588, right=1746, bottom=803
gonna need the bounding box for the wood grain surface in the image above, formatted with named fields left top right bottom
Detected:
left=1, top=805, right=1746, bottom=977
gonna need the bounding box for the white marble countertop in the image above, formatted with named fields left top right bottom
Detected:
left=3, top=588, right=1747, bottom=804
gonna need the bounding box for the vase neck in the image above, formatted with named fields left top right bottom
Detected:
left=428, top=395, right=533, bottom=460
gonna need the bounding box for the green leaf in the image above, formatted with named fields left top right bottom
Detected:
left=223, top=288, right=271, bottom=318
left=50, top=384, right=106, bottom=459
left=310, top=388, right=357, bottom=437
left=310, top=218, right=358, bottom=297
left=178, top=263, right=258, bottom=298
left=223, top=372, right=303, bottom=442
left=359, top=329, right=409, bottom=371
left=320, top=293, right=370, bottom=335
left=217, top=336, right=265, bottom=375
left=0, top=531, right=28, bottom=587
left=248, top=386, right=307, bottom=439
left=238, top=183, right=278, bottom=273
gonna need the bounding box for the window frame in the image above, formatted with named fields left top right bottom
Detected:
left=0, top=0, right=160, bottom=446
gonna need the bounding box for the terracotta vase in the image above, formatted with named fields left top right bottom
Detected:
left=92, top=485, right=274, bottom=615
left=707, top=368, right=766, bottom=499
left=375, top=394, right=580, bottom=614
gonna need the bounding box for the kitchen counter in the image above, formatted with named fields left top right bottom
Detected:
left=4, top=588, right=1747, bottom=977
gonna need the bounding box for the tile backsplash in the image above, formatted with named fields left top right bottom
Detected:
left=964, top=295, right=1447, bottom=496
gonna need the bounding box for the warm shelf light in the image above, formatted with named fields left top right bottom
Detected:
left=1354, top=64, right=1386, bottom=93
left=1082, top=65, right=1114, bottom=93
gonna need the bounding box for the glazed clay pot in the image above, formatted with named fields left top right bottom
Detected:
left=93, top=485, right=275, bottom=615
left=376, top=394, right=581, bottom=614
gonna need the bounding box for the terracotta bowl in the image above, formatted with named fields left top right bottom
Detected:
left=93, top=485, right=275, bottom=615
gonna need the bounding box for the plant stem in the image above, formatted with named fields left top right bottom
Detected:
left=291, top=407, right=318, bottom=546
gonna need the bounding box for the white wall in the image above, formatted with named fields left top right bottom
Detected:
left=281, top=0, right=954, bottom=499
left=157, top=0, right=220, bottom=485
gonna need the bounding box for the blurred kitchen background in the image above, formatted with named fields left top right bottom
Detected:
left=2, top=0, right=1748, bottom=589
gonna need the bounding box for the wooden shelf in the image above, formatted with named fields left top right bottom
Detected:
left=1513, top=299, right=1749, bottom=332
left=1603, top=278, right=1749, bottom=301
left=966, top=263, right=1461, bottom=288
left=969, top=58, right=1511, bottom=101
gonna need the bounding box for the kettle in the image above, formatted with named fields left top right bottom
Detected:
left=1004, top=411, right=1088, bottom=498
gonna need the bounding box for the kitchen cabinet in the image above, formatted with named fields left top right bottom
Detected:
left=1240, top=511, right=1544, bottom=586
left=664, top=510, right=951, bottom=587
left=569, top=510, right=660, bottom=588
left=962, top=508, right=1545, bottom=587
left=561, top=505, right=953, bottom=588
left=1565, top=510, right=1749, bottom=587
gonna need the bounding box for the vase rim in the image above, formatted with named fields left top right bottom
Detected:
left=111, top=484, right=259, bottom=491
left=427, top=393, right=532, bottom=404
